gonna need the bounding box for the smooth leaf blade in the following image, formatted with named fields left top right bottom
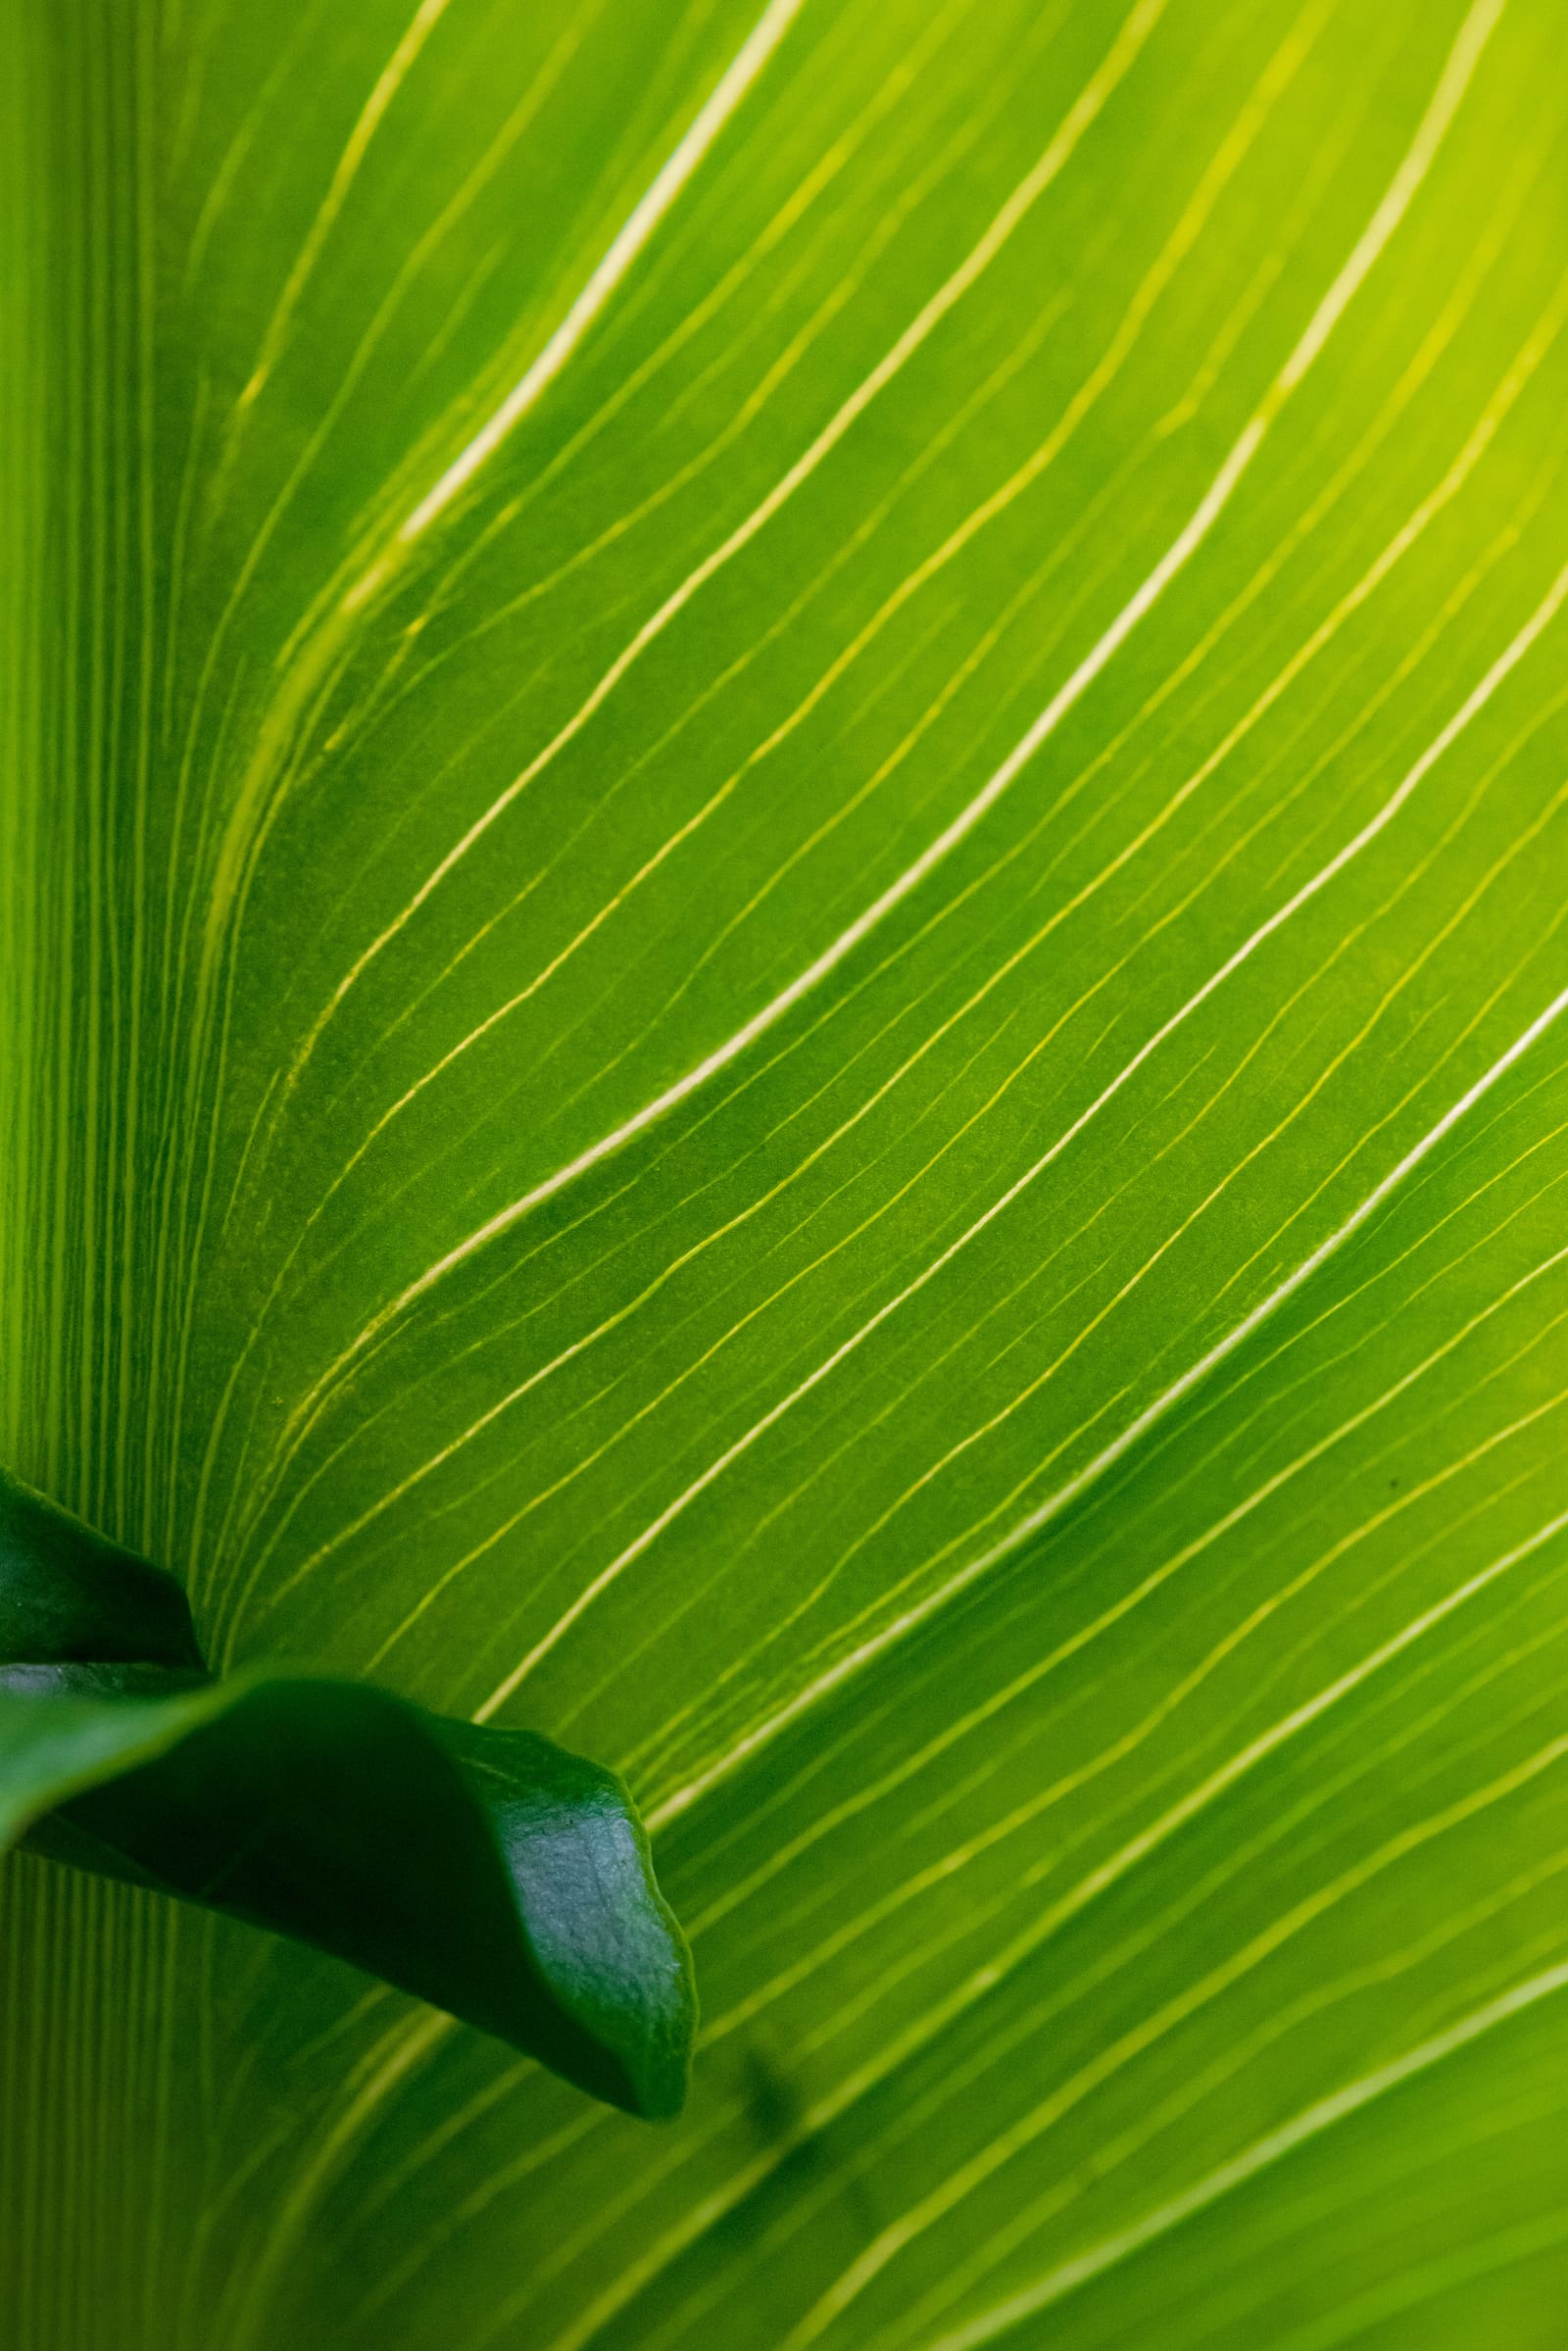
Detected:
left=4, top=0, right=1568, bottom=2345
left=0, top=1470, right=695, bottom=2121
left=24, top=1687, right=694, bottom=2124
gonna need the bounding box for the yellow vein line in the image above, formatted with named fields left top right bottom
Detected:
left=890, top=1862, right=1568, bottom=2351
left=692, top=1371, right=1568, bottom=2062
left=644, top=959, right=1568, bottom=1808
left=470, top=538, right=1568, bottom=1722
left=919, top=1962, right=1568, bottom=2351
left=228, top=267, right=1559, bottom=1583
left=187, top=0, right=811, bottom=1008
left=237, top=0, right=456, bottom=413
left=786, top=742, right=1568, bottom=1633
left=678, top=1221, right=1568, bottom=1942
left=277, top=0, right=1171, bottom=1106
left=342, top=0, right=812, bottom=603
left=295, top=0, right=1505, bottom=1443
left=270, top=0, right=1336, bottom=1241
left=522, top=1496, right=1568, bottom=2351
left=224, top=2011, right=450, bottom=2351
left=780, top=1612, right=1568, bottom=2343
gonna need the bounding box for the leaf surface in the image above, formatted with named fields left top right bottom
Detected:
left=0, top=1471, right=694, bottom=2121
left=4, top=0, right=1568, bottom=2344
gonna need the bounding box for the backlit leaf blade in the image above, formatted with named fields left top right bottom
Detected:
left=4, top=0, right=1568, bottom=2344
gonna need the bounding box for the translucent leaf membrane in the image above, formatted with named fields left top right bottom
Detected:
left=4, top=0, right=1568, bottom=2344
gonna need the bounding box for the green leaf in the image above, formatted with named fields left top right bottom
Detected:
left=0, top=1470, right=695, bottom=2122
left=5, top=0, right=1568, bottom=2345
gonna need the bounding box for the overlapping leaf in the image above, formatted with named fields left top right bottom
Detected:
left=0, top=1469, right=694, bottom=2122
left=4, top=0, right=1568, bottom=2344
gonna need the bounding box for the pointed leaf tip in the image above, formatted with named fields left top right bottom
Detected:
left=0, top=1469, right=695, bottom=2120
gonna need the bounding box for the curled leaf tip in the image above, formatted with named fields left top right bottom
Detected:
left=0, top=1468, right=695, bottom=2120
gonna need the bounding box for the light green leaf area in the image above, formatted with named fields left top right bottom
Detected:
left=5, top=0, right=1568, bottom=2344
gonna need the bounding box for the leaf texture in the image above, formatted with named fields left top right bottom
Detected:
left=4, top=0, right=1568, bottom=2344
left=0, top=1471, right=695, bottom=2122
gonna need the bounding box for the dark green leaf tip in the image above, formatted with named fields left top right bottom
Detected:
left=0, top=1469, right=695, bottom=2120
left=0, top=1469, right=206, bottom=1674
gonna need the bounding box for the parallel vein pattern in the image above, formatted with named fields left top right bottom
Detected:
left=5, top=0, right=1568, bottom=2345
